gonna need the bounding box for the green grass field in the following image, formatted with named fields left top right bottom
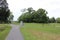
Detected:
left=0, top=24, right=11, bottom=40
left=20, top=23, right=60, bottom=40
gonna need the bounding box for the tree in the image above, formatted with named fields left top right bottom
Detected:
left=18, top=8, right=49, bottom=23
left=27, top=7, right=33, bottom=13
left=8, top=12, right=14, bottom=23
left=56, top=18, right=60, bottom=23
left=49, top=17, right=56, bottom=23
left=18, top=7, right=35, bottom=22
left=21, top=8, right=26, bottom=13
left=34, top=8, right=48, bottom=23
left=0, top=8, right=10, bottom=23
left=0, top=0, right=10, bottom=23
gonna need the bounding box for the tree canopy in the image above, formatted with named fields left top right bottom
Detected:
left=56, top=18, right=60, bottom=23
left=0, top=0, right=12, bottom=23
left=18, top=7, right=49, bottom=23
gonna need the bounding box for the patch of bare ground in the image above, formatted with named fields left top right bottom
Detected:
left=29, top=30, right=60, bottom=40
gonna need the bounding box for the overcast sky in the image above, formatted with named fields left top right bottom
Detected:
left=7, top=0, right=60, bottom=21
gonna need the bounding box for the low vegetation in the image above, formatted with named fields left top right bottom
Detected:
left=0, top=24, right=11, bottom=40
left=20, top=23, right=60, bottom=40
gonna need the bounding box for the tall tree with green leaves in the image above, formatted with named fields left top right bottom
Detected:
left=0, top=0, right=10, bottom=23
left=34, top=8, right=48, bottom=23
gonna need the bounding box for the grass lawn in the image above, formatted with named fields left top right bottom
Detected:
left=0, top=24, right=11, bottom=40
left=20, top=23, right=60, bottom=40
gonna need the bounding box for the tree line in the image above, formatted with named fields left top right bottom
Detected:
left=18, top=7, right=60, bottom=23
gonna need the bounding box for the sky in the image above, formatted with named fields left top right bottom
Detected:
left=7, top=0, right=60, bottom=21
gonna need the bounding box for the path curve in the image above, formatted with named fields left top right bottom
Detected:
left=5, top=24, right=24, bottom=40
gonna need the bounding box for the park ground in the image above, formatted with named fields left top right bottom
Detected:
left=0, top=23, right=60, bottom=40
left=20, top=23, right=60, bottom=40
left=0, top=24, right=11, bottom=40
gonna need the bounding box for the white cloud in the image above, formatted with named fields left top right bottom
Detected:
left=7, top=0, right=60, bottom=21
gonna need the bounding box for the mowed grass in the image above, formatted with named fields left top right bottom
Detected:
left=20, top=23, right=60, bottom=40
left=0, top=24, right=11, bottom=40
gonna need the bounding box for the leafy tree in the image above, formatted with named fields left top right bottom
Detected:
left=0, top=8, right=10, bottom=23
left=56, top=18, right=60, bottom=23
left=34, top=8, right=48, bottom=23
left=8, top=12, right=14, bottom=23
left=27, top=7, right=33, bottom=13
left=18, top=8, right=49, bottom=23
left=18, top=7, right=35, bottom=22
left=0, top=0, right=11, bottom=23
left=49, top=17, right=56, bottom=23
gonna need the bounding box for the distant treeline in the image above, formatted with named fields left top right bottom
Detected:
left=18, top=7, right=60, bottom=23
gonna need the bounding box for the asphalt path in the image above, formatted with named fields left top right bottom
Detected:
left=5, top=24, right=24, bottom=40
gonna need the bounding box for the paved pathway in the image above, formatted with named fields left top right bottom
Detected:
left=5, top=24, right=24, bottom=40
